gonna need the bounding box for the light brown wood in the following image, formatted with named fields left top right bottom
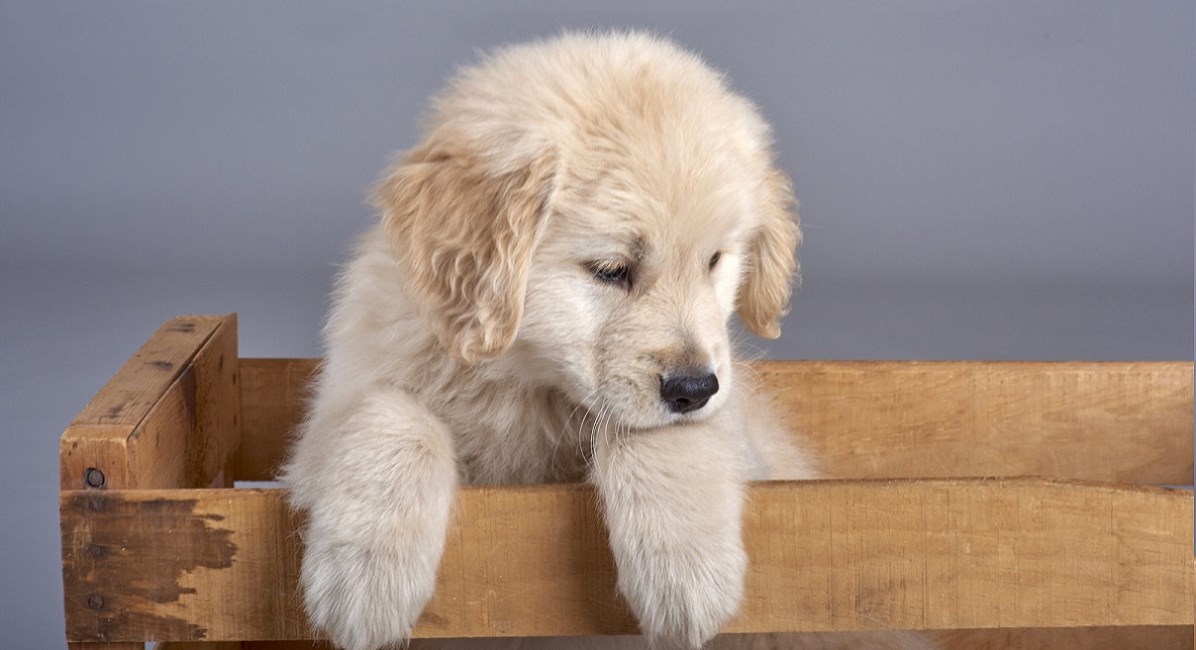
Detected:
left=60, top=480, right=1193, bottom=643
left=758, top=360, right=1193, bottom=484
left=236, top=357, right=317, bottom=481
left=60, top=314, right=241, bottom=490
left=233, top=359, right=1194, bottom=484
left=930, top=625, right=1193, bottom=649
left=156, top=643, right=244, bottom=649
left=58, top=319, right=1196, bottom=648
left=236, top=626, right=1195, bottom=650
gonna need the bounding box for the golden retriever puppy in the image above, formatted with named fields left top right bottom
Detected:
left=283, top=32, right=920, bottom=650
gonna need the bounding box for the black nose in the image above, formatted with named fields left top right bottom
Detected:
left=660, top=372, right=719, bottom=414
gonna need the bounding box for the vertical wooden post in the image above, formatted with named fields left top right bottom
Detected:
left=61, top=315, right=241, bottom=648
left=60, top=314, right=241, bottom=490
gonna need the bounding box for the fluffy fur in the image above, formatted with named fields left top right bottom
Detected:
left=282, top=32, right=926, bottom=650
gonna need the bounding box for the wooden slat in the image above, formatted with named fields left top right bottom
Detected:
left=60, top=314, right=241, bottom=491
left=61, top=480, right=1193, bottom=643
left=236, top=358, right=316, bottom=481
left=232, top=626, right=1194, bottom=650
left=759, top=361, right=1193, bottom=484
left=233, top=359, right=1194, bottom=484
left=931, top=625, right=1193, bottom=649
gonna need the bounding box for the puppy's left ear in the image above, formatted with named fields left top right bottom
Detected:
left=374, top=146, right=558, bottom=363
left=738, top=168, right=801, bottom=339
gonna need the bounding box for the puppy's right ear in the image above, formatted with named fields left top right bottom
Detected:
left=373, top=146, right=557, bottom=363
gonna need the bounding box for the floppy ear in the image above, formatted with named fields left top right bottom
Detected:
left=738, top=168, right=801, bottom=339
left=374, top=146, right=557, bottom=363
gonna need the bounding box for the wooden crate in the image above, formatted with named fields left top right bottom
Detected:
left=59, top=315, right=1195, bottom=650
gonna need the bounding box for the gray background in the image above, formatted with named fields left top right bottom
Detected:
left=2, top=2, right=1192, bottom=647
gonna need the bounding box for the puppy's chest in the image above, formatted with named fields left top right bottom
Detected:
left=435, top=389, right=592, bottom=485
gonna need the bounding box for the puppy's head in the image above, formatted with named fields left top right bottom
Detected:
left=375, top=32, right=799, bottom=429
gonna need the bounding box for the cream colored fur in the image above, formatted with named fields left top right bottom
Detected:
left=282, top=32, right=929, bottom=650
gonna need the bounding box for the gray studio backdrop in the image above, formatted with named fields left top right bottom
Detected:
left=2, top=2, right=1192, bottom=647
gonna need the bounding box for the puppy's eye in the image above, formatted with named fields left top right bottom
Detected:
left=587, top=261, right=632, bottom=288
left=708, top=251, right=722, bottom=271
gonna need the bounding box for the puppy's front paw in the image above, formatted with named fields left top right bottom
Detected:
left=615, top=533, right=747, bottom=649
left=301, top=535, right=437, bottom=650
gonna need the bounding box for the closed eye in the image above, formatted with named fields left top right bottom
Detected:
left=708, top=251, right=722, bottom=271
left=586, top=260, right=632, bottom=289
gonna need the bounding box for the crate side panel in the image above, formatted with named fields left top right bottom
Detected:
left=236, top=360, right=1193, bottom=484
left=758, top=361, right=1193, bottom=484
left=61, top=481, right=1193, bottom=642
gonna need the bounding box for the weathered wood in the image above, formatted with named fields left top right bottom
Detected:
left=236, top=358, right=316, bottom=481
left=234, top=626, right=1196, bottom=650
left=61, top=480, right=1193, bottom=643
left=233, top=359, right=1194, bottom=484
left=232, top=625, right=1194, bottom=649
left=931, top=625, right=1193, bottom=649
left=60, top=314, right=241, bottom=490
left=154, top=643, right=244, bottom=649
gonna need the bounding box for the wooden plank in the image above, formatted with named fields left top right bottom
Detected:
left=60, top=314, right=241, bottom=490
left=154, top=643, right=243, bottom=649
left=236, top=358, right=316, bottom=482
left=61, top=480, right=1194, bottom=642
left=237, top=626, right=1194, bottom=650
left=233, top=359, right=1194, bottom=484
left=130, top=315, right=241, bottom=489
left=930, top=625, right=1193, bottom=649
left=60, top=315, right=225, bottom=490
left=758, top=361, right=1193, bottom=484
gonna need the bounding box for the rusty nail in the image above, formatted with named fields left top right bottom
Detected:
left=87, top=594, right=104, bottom=609
left=84, top=467, right=105, bottom=489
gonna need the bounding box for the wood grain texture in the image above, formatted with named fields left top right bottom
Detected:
left=60, top=314, right=241, bottom=490
left=61, top=480, right=1193, bottom=643
left=236, top=358, right=316, bottom=481
left=233, top=359, right=1194, bottom=484
left=231, top=626, right=1195, bottom=650
left=757, top=361, right=1194, bottom=484
left=930, top=625, right=1193, bottom=649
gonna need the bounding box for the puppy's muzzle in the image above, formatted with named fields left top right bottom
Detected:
left=660, top=371, right=719, bottom=414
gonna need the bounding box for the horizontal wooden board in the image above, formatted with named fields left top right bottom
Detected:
left=224, top=626, right=1196, bottom=650
left=234, top=359, right=1193, bottom=484
left=61, top=479, right=1193, bottom=643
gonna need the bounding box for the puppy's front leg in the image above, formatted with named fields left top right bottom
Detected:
left=591, top=418, right=751, bottom=649
left=284, top=388, right=457, bottom=650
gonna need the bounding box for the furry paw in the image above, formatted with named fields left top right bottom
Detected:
left=300, top=534, right=438, bottom=650
left=614, top=532, right=748, bottom=649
